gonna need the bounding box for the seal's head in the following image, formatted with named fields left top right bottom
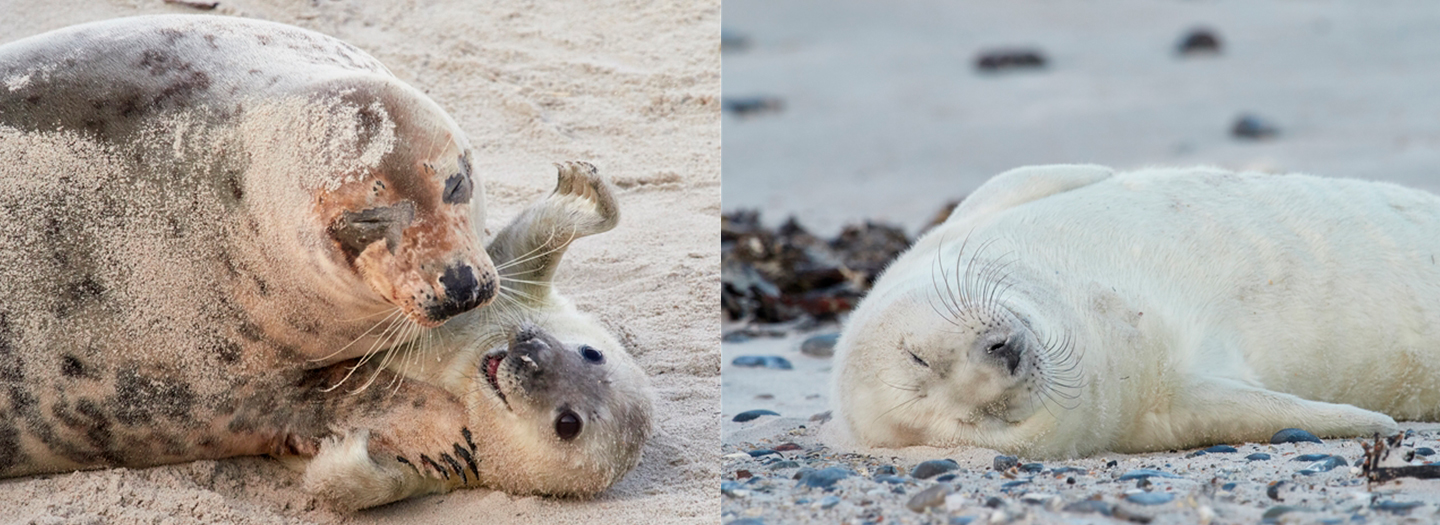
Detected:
left=834, top=265, right=1081, bottom=451
left=464, top=319, right=652, bottom=495
left=309, top=80, right=498, bottom=328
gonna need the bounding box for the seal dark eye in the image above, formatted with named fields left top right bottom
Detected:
left=580, top=345, right=604, bottom=364
left=908, top=351, right=929, bottom=368
left=555, top=410, right=582, bottom=440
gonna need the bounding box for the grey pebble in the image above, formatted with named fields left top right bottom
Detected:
left=769, top=460, right=799, bottom=470
left=726, top=519, right=764, bottom=525
left=874, top=475, right=907, bottom=485
left=1051, top=467, right=1087, bottom=475
left=1267, top=481, right=1286, bottom=501
left=1292, top=453, right=1330, bottom=462
left=1298, top=456, right=1347, bottom=475
left=1271, top=428, right=1323, bottom=444
left=934, top=474, right=956, bottom=482
left=912, top=459, right=959, bottom=479
left=721, top=481, right=745, bottom=497
left=722, top=97, right=784, bottom=117
left=1063, top=499, right=1114, bottom=516
left=1185, top=451, right=1207, bottom=458
left=733, top=409, right=779, bottom=422
left=984, top=496, right=1005, bottom=508
left=1204, top=445, right=1238, bottom=453
left=1018, top=462, right=1044, bottom=473
left=817, top=496, right=840, bottom=509
left=797, top=467, right=852, bottom=490
left=1000, top=480, right=1030, bottom=490
left=800, top=333, right=839, bottom=357
left=1418, top=447, right=1436, bottom=456
left=1246, top=453, right=1272, bottom=461
left=1221, top=482, right=1237, bottom=491
left=748, top=449, right=778, bottom=457
left=949, top=518, right=976, bottom=525
left=1176, top=28, right=1222, bottom=55
left=906, top=483, right=952, bottom=512
left=1262, top=505, right=1304, bottom=520
left=731, top=355, right=793, bottom=369
left=1374, top=500, right=1424, bottom=514
left=1117, top=469, right=1181, bottom=481
left=874, top=465, right=897, bottom=476
left=1232, top=113, right=1281, bottom=140
left=1126, top=492, right=1175, bottom=505
left=993, top=455, right=1019, bottom=471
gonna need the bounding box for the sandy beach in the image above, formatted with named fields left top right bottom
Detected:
left=723, top=1, right=1440, bottom=523
left=0, top=0, right=719, bottom=523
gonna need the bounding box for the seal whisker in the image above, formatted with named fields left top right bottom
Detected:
left=309, top=308, right=405, bottom=363
left=323, top=312, right=409, bottom=393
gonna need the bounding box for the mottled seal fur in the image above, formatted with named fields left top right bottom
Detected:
left=0, top=15, right=497, bottom=487
left=300, top=162, right=653, bottom=509
left=834, top=166, right=1439, bottom=458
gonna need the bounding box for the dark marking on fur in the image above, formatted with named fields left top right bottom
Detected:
left=454, top=443, right=478, bottom=479
left=440, top=452, right=465, bottom=483
left=61, top=356, right=85, bottom=378
left=214, top=340, right=242, bottom=364
left=51, top=397, right=121, bottom=465
left=237, top=321, right=265, bottom=342
left=111, top=370, right=196, bottom=425
left=0, top=312, right=22, bottom=382
left=329, top=202, right=417, bottom=262
left=0, top=413, right=21, bottom=472
left=55, top=275, right=104, bottom=318
left=411, top=397, right=425, bottom=409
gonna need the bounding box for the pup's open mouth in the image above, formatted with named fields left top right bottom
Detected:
left=483, top=352, right=507, bottom=407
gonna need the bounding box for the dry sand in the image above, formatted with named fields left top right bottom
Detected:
left=723, top=1, right=1440, bottom=523
left=0, top=0, right=719, bottom=523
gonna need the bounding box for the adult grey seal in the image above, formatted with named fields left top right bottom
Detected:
left=0, top=15, right=496, bottom=485
left=834, top=165, right=1436, bottom=458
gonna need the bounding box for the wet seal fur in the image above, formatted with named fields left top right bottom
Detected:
left=299, top=162, right=653, bottom=509
left=834, top=166, right=1440, bottom=458
left=0, top=16, right=504, bottom=495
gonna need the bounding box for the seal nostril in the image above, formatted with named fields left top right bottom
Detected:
left=555, top=410, right=582, bottom=440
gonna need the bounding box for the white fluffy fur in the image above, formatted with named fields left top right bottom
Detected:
left=835, top=166, right=1440, bottom=458
left=301, top=430, right=451, bottom=512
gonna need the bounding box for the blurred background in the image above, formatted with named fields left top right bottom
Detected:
left=722, top=0, right=1440, bottom=236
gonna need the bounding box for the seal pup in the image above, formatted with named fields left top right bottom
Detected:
left=0, top=16, right=494, bottom=479
left=834, top=165, right=1440, bottom=458
left=301, top=162, right=654, bottom=510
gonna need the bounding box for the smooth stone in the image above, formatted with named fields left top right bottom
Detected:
left=1204, top=445, right=1238, bottom=453
left=1000, top=480, right=1030, bottom=490
left=949, top=518, right=975, bottom=525
left=1271, top=428, right=1323, bottom=444
left=1417, top=447, right=1436, bottom=457
left=721, top=480, right=745, bottom=497
left=1176, top=28, right=1222, bottom=55
left=1298, top=456, right=1347, bottom=475
left=733, top=409, right=780, bottom=422
left=1018, top=463, right=1044, bottom=473
left=1117, top=469, right=1181, bottom=481
left=1221, top=482, right=1237, bottom=491
left=748, top=449, right=778, bottom=457
left=797, top=467, right=852, bottom=490
left=1185, top=451, right=1207, bottom=459
left=984, top=497, right=1005, bottom=508
left=875, top=475, right=907, bottom=485
left=1246, top=453, right=1272, bottom=461
left=993, top=455, right=1019, bottom=471
left=721, top=97, right=784, bottom=117
left=1267, top=481, right=1285, bottom=501
left=934, top=474, right=956, bottom=482
left=817, top=496, right=841, bottom=509
left=769, top=460, right=800, bottom=470
left=912, top=459, right=960, bottom=479
left=1232, top=114, right=1281, bottom=140
left=874, top=465, right=897, bottom=476
left=1051, top=467, right=1087, bottom=475
left=906, top=483, right=952, bottom=512
left=1063, top=500, right=1114, bottom=516
left=1374, top=500, right=1424, bottom=514
left=800, top=333, right=839, bottom=357
left=974, top=49, right=1047, bottom=71
left=1292, top=453, right=1330, bottom=462
left=1126, top=492, right=1175, bottom=506
left=726, top=520, right=765, bottom=525
left=1262, top=505, right=1304, bottom=520
left=731, top=355, right=793, bottom=370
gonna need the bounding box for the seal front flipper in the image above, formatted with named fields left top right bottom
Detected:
left=485, top=161, right=618, bottom=306
left=947, top=164, right=1112, bottom=224
left=1123, top=375, right=1399, bottom=452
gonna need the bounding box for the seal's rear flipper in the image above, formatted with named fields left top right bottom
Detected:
left=486, top=161, right=619, bottom=307
left=1132, top=375, right=1399, bottom=450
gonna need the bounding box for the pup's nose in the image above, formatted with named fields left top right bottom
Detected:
left=428, top=264, right=494, bottom=321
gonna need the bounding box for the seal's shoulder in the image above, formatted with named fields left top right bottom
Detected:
left=948, top=164, right=1113, bottom=224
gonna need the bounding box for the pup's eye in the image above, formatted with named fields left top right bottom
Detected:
left=580, top=345, right=604, bottom=364
left=908, top=351, right=929, bottom=368
left=555, top=410, right=582, bottom=440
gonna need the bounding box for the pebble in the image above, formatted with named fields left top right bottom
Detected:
left=1117, top=469, right=1181, bottom=481
left=800, top=333, right=839, bottom=357
left=1417, top=447, right=1436, bottom=456
left=816, top=496, right=840, bottom=509
left=1177, top=28, right=1222, bottom=55
left=875, top=475, right=907, bottom=485
left=1374, top=500, right=1424, bottom=514
left=993, top=455, right=1019, bottom=471
left=1221, top=482, right=1237, bottom=491
left=1246, top=453, right=1272, bottom=461
left=1204, top=445, right=1238, bottom=453
left=912, top=459, right=959, bottom=479
left=1018, top=463, right=1044, bottom=473
left=1185, top=451, right=1207, bottom=458
left=934, top=474, right=956, bottom=483
left=1051, top=467, right=1087, bottom=476
left=1063, top=499, right=1114, bottom=516
left=1261, top=505, right=1303, bottom=520
left=733, top=409, right=780, bottom=422
left=1267, top=481, right=1286, bottom=501
left=874, top=465, right=897, bottom=476
left=1232, top=113, right=1281, bottom=140
left=1271, top=428, right=1323, bottom=444
left=769, top=460, right=799, bottom=470
left=726, top=519, right=764, bottom=525
left=720, top=29, right=749, bottom=53
left=1291, top=453, right=1329, bottom=462
left=1298, top=456, right=1347, bottom=475
left=797, top=467, right=852, bottom=490
left=974, top=49, right=1047, bottom=71
left=949, top=518, right=975, bottom=525
left=748, top=449, right=778, bottom=457
left=722, top=97, right=784, bottom=117
left=906, top=483, right=952, bottom=512
left=1000, top=480, right=1030, bottom=490
left=1126, top=492, right=1175, bottom=505
left=984, top=496, right=1005, bottom=508
left=731, top=355, right=793, bottom=369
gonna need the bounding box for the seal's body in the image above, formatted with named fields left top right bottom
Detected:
left=0, top=15, right=495, bottom=481
left=835, top=166, right=1436, bottom=458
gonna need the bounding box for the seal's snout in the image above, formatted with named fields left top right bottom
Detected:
left=985, top=336, right=1024, bottom=375
left=429, top=263, right=495, bottom=321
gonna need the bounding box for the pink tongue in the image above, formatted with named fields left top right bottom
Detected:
left=487, top=356, right=502, bottom=381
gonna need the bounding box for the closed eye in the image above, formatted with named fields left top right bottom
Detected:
left=908, top=351, right=929, bottom=368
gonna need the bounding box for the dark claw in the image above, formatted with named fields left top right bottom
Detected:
left=441, top=453, right=466, bottom=483
left=396, top=455, right=418, bottom=472
left=462, top=427, right=477, bottom=453
left=454, top=443, right=479, bottom=478
left=420, top=454, right=448, bottom=480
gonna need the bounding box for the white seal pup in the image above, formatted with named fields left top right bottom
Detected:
left=0, top=16, right=495, bottom=479
left=833, top=165, right=1440, bottom=458
left=301, top=162, right=654, bottom=510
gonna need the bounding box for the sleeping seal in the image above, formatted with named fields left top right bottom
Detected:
left=834, top=166, right=1436, bottom=458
